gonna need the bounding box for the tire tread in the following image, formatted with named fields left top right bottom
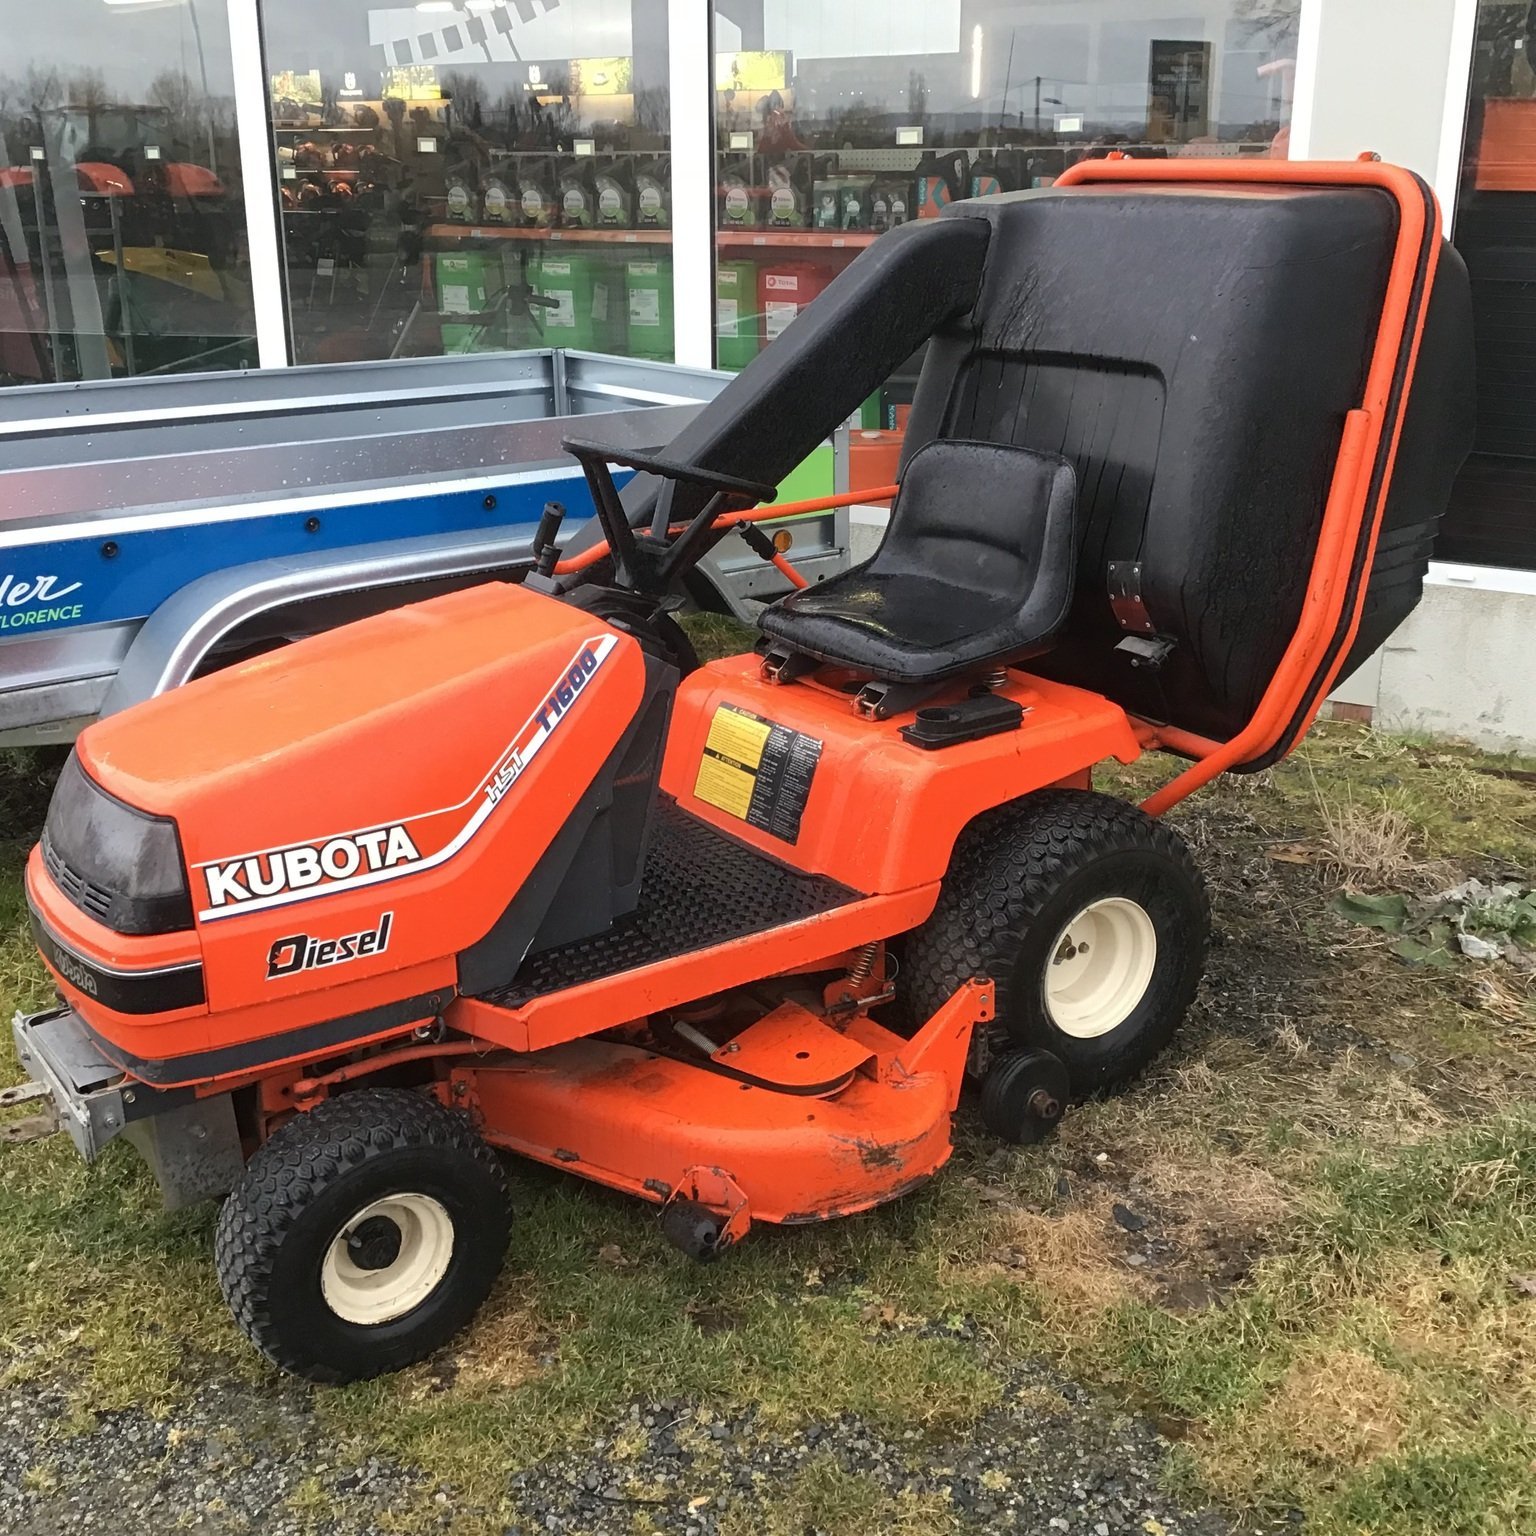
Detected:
left=214, top=1087, right=508, bottom=1382
left=904, top=790, right=1209, bottom=1091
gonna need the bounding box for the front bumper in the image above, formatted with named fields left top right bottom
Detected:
left=10, top=1007, right=243, bottom=1207
left=11, top=1005, right=135, bottom=1161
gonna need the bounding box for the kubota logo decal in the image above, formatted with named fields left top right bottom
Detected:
left=206, top=826, right=419, bottom=909
left=50, top=944, right=100, bottom=997
left=194, top=634, right=617, bottom=921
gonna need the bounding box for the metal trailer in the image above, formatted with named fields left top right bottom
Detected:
left=0, top=350, right=852, bottom=749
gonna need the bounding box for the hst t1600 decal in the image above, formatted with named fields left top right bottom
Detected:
left=194, top=633, right=617, bottom=921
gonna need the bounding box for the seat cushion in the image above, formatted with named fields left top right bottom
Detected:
left=759, top=439, right=1076, bottom=684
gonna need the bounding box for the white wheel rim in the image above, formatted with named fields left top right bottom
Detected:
left=320, top=1193, right=455, bottom=1326
left=1043, top=897, right=1158, bottom=1039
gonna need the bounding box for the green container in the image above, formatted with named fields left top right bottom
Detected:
left=776, top=442, right=834, bottom=504
left=715, top=259, right=759, bottom=372
left=532, top=249, right=623, bottom=352
left=625, top=257, right=673, bottom=361
left=435, top=251, right=503, bottom=318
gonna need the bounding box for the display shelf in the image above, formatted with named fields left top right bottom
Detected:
left=716, top=229, right=879, bottom=250
left=424, top=224, right=673, bottom=244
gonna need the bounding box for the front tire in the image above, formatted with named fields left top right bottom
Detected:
left=214, top=1087, right=512, bottom=1383
left=904, top=790, right=1209, bottom=1096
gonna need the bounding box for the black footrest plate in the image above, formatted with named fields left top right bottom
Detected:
left=481, top=798, right=859, bottom=1008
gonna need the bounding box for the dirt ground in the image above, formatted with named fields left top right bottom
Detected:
left=0, top=696, right=1533, bottom=1535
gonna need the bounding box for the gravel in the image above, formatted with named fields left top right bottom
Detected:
left=0, top=1359, right=1300, bottom=1535
left=499, top=1362, right=1280, bottom=1536
left=0, top=1375, right=421, bottom=1536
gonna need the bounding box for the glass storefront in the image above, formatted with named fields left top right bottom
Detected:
left=261, top=0, right=675, bottom=365
left=0, top=0, right=256, bottom=388
left=1445, top=0, right=1536, bottom=571
left=710, top=1, right=1299, bottom=489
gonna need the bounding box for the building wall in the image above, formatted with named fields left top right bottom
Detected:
left=1292, top=0, right=1468, bottom=183
left=1377, top=575, right=1536, bottom=751
left=1287, top=0, right=1536, bottom=751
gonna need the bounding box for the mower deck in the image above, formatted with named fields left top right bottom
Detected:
left=462, top=978, right=993, bottom=1238
left=483, top=798, right=860, bottom=1007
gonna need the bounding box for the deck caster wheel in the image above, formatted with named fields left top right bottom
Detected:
left=214, top=1087, right=511, bottom=1384
left=981, top=1048, right=1070, bottom=1144
left=903, top=789, right=1209, bottom=1097
left=660, top=1198, right=726, bottom=1262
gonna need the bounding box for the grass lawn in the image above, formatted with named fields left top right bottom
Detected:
left=1, top=633, right=1534, bottom=1532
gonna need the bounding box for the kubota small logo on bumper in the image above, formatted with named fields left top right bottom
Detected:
left=266, top=913, right=393, bottom=979
left=205, top=825, right=420, bottom=909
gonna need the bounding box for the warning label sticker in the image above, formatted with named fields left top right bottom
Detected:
left=694, top=704, right=822, bottom=844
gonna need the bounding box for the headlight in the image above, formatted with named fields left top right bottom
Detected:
left=40, top=753, right=193, bottom=935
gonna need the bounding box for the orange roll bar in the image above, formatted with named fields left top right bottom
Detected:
left=1053, top=157, right=1440, bottom=815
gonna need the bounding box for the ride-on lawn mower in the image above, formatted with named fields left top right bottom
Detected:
left=12, top=158, right=1474, bottom=1382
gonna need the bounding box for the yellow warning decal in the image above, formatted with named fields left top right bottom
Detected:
left=693, top=703, right=822, bottom=843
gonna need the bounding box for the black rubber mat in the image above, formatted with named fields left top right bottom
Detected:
left=483, top=798, right=860, bottom=1006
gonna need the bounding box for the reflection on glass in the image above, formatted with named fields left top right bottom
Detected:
left=262, top=0, right=674, bottom=365
left=711, top=0, right=1298, bottom=417
left=0, top=0, right=254, bottom=388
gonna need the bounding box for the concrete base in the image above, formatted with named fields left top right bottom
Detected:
left=1373, top=573, right=1536, bottom=751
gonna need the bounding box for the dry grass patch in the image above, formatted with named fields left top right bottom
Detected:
left=433, top=1297, right=549, bottom=1395
left=1258, top=1346, right=1408, bottom=1468
left=978, top=1195, right=1150, bottom=1319
left=1311, top=779, right=1433, bottom=889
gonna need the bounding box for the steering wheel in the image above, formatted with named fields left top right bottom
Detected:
left=556, top=435, right=778, bottom=597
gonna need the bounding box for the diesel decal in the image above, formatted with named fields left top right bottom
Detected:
left=204, top=825, right=419, bottom=909
left=267, top=912, right=393, bottom=979
left=194, top=632, right=619, bottom=923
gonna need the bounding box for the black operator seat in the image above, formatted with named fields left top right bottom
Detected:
left=757, top=438, right=1077, bottom=684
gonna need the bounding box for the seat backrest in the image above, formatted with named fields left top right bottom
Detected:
left=904, top=185, right=1410, bottom=744
left=874, top=439, right=1076, bottom=611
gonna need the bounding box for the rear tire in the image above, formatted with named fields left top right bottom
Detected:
left=214, top=1087, right=511, bottom=1384
left=903, top=790, right=1209, bottom=1096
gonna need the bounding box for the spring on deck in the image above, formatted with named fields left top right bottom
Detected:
left=984, top=666, right=1009, bottom=689
left=848, top=942, right=880, bottom=985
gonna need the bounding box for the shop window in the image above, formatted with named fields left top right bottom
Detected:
left=711, top=0, right=1298, bottom=501
left=0, top=0, right=256, bottom=388
left=262, top=0, right=674, bottom=366
left=1443, top=0, right=1536, bottom=571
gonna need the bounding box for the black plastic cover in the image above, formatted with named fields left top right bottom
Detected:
left=913, top=185, right=1401, bottom=744
left=900, top=694, right=1027, bottom=750
left=40, top=753, right=193, bottom=935
left=1335, top=242, right=1478, bottom=682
